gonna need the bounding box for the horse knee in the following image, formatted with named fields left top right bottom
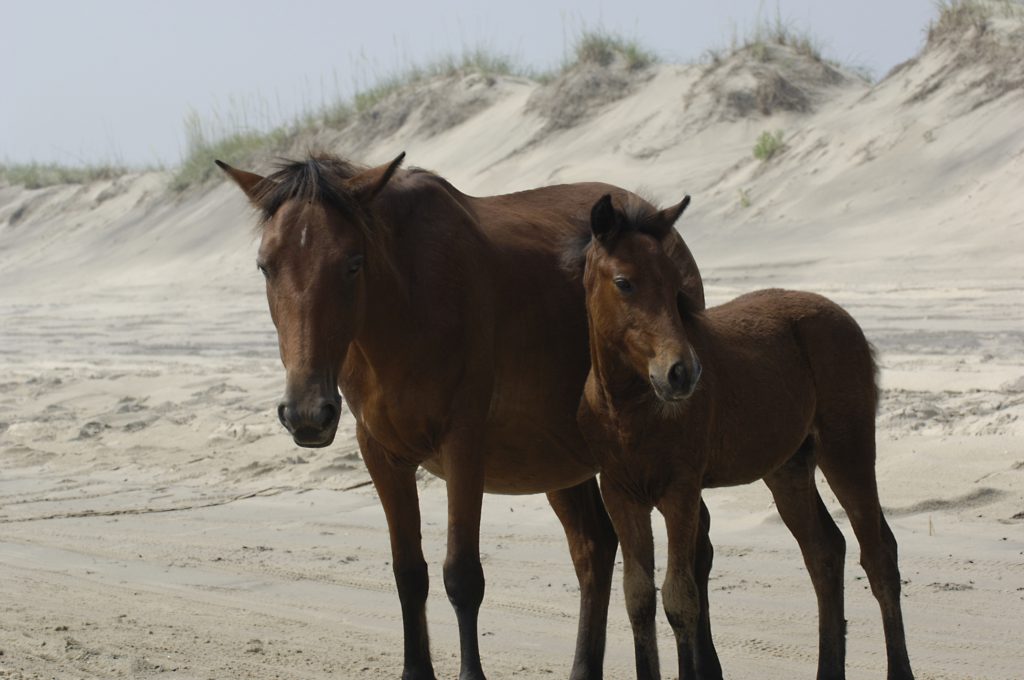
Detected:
left=880, top=518, right=900, bottom=559
left=694, top=501, right=714, bottom=577
left=395, top=559, right=429, bottom=606
left=695, top=531, right=714, bottom=578
left=861, top=551, right=901, bottom=590
left=858, top=525, right=898, bottom=575
left=443, top=556, right=485, bottom=612
left=623, top=564, right=657, bottom=625
left=591, top=517, right=619, bottom=568
left=662, top=571, right=700, bottom=634
left=858, top=540, right=905, bottom=615
left=575, top=531, right=618, bottom=590
left=821, top=521, right=846, bottom=572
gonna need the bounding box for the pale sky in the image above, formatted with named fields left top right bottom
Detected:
left=3, top=0, right=937, bottom=167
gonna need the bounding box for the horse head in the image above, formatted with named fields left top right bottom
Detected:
left=584, top=193, right=702, bottom=403
left=218, top=152, right=405, bottom=446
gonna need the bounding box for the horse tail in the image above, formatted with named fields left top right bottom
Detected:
left=867, top=339, right=882, bottom=415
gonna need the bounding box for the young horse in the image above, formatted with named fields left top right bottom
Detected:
left=217, top=154, right=705, bottom=680
left=575, top=194, right=914, bottom=680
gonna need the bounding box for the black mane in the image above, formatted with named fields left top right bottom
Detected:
left=249, top=153, right=407, bottom=275
left=560, top=194, right=664, bottom=279
left=253, top=154, right=366, bottom=225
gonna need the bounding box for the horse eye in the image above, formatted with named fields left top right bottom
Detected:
left=347, top=254, right=365, bottom=276
left=613, top=276, right=633, bottom=293
left=256, top=262, right=269, bottom=277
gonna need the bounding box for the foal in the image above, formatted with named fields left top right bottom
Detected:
left=575, top=195, right=913, bottom=680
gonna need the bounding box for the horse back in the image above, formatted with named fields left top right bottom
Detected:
left=474, top=182, right=705, bottom=306
left=705, top=288, right=878, bottom=421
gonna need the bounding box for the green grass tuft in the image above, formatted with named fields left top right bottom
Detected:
left=753, top=130, right=785, bottom=161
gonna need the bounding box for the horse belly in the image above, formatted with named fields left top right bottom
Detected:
left=413, top=419, right=597, bottom=495
left=703, top=379, right=816, bottom=487
left=417, top=442, right=596, bottom=494
left=703, top=424, right=811, bottom=488
left=480, top=421, right=598, bottom=494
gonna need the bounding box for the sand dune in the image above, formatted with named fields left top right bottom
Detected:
left=1, top=13, right=1023, bottom=679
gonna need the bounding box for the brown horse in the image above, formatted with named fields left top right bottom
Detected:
left=574, top=194, right=914, bottom=680
left=216, top=154, right=705, bottom=680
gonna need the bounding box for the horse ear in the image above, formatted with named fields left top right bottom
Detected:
left=590, top=194, right=619, bottom=243
left=660, top=195, right=691, bottom=228
left=351, top=151, right=406, bottom=202
left=215, top=160, right=266, bottom=203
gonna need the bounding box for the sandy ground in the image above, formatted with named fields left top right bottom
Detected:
left=1, top=272, right=1021, bottom=679
left=2, top=17, right=1024, bottom=680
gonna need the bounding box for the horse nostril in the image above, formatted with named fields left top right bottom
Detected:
left=668, top=362, right=688, bottom=390
left=277, top=402, right=289, bottom=430
left=318, top=402, right=338, bottom=429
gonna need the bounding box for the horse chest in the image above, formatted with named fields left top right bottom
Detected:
left=601, top=446, right=677, bottom=506
left=584, top=408, right=683, bottom=503
left=347, top=386, right=445, bottom=462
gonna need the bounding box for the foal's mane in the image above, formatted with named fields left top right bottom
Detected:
left=561, top=194, right=674, bottom=279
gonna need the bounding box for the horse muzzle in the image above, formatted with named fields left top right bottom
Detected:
left=649, top=350, right=702, bottom=402
left=277, top=395, right=341, bottom=448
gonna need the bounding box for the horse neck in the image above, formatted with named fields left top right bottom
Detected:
left=586, top=322, right=656, bottom=416
left=351, top=176, right=475, bottom=370
left=352, top=257, right=414, bottom=367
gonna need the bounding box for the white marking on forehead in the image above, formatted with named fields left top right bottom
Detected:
left=300, top=225, right=308, bottom=248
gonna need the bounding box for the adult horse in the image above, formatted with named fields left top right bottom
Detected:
left=217, top=153, right=705, bottom=680
left=574, top=194, right=913, bottom=680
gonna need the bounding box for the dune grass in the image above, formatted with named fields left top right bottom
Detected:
left=0, top=162, right=130, bottom=190
left=169, top=111, right=294, bottom=193
left=170, top=47, right=529, bottom=192
left=700, top=9, right=863, bottom=90
left=567, top=28, right=658, bottom=71
left=352, top=48, right=524, bottom=114
left=170, top=31, right=656, bottom=192
left=728, top=7, right=825, bottom=63
left=929, top=0, right=1024, bottom=41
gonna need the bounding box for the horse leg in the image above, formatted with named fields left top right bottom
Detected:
left=440, top=429, right=488, bottom=680
left=358, top=427, right=436, bottom=680
left=693, top=499, right=723, bottom=679
left=657, top=484, right=705, bottom=680
left=763, top=442, right=847, bottom=680
left=600, top=476, right=661, bottom=680
left=547, top=478, right=618, bottom=680
left=816, top=419, right=914, bottom=680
